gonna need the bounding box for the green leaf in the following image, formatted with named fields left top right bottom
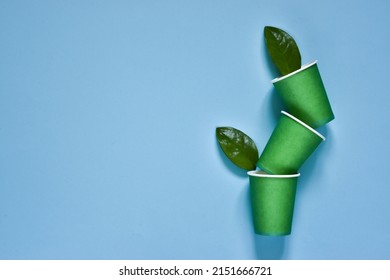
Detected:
left=216, top=127, right=258, bottom=171
left=264, top=26, right=301, bottom=76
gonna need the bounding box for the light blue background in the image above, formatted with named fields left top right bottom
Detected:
left=1, top=0, right=389, bottom=259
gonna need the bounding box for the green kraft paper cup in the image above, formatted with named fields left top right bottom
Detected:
left=257, top=111, right=325, bottom=174
left=272, top=61, right=335, bottom=128
left=248, top=170, right=300, bottom=236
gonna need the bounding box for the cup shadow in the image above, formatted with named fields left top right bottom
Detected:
left=298, top=125, right=330, bottom=192
left=269, top=88, right=286, bottom=122
left=253, top=235, right=286, bottom=259
left=261, top=34, right=285, bottom=124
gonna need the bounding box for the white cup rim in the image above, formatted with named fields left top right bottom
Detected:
left=247, top=170, right=300, bottom=178
left=271, top=60, right=318, bottom=84
left=281, top=111, right=326, bottom=141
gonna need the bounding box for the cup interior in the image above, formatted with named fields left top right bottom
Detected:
left=247, top=170, right=300, bottom=178
left=281, top=111, right=326, bottom=141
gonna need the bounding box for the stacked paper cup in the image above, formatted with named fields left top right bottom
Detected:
left=248, top=61, right=334, bottom=236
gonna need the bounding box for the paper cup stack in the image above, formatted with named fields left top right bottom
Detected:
left=249, top=61, right=334, bottom=236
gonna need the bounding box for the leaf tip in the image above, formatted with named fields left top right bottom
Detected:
left=215, top=126, right=224, bottom=135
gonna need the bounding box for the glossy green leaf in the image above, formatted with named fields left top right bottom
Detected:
left=264, top=26, right=301, bottom=76
left=216, top=127, right=258, bottom=171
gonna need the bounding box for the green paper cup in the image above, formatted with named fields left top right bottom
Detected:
left=272, top=61, right=335, bottom=128
left=257, top=111, right=325, bottom=174
left=248, top=170, right=300, bottom=236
